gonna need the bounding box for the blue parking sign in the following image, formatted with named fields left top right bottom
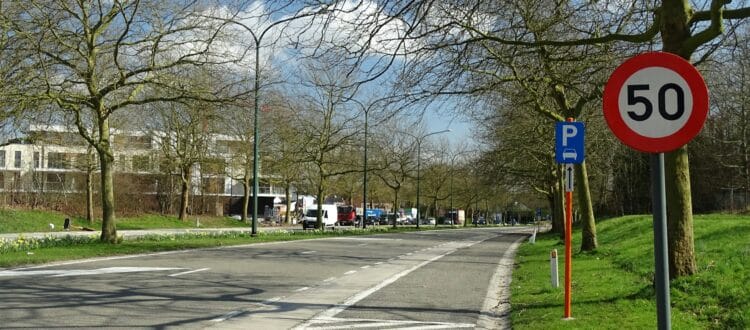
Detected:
left=555, top=122, right=585, bottom=164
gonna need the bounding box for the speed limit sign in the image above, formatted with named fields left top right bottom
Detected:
left=603, top=52, right=709, bottom=153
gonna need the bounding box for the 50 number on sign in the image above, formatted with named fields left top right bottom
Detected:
left=626, top=83, right=685, bottom=121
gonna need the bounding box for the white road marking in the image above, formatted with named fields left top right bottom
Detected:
left=357, top=243, right=367, bottom=246
left=294, top=242, right=470, bottom=329
left=360, top=265, right=370, bottom=269
left=0, top=267, right=185, bottom=278
left=211, top=310, right=243, bottom=322
left=374, top=262, right=383, bottom=265
left=264, top=296, right=282, bottom=303
left=323, top=277, right=336, bottom=282
left=303, top=317, right=475, bottom=329
left=344, top=270, right=357, bottom=275
left=49, top=267, right=186, bottom=277
left=168, top=268, right=209, bottom=277
left=302, top=250, right=317, bottom=254
left=295, top=287, right=310, bottom=292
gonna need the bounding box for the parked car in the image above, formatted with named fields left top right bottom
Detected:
left=355, top=215, right=378, bottom=227
left=302, top=205, right=337, bottom=229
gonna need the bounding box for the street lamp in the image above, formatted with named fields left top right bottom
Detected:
left=223, top=13, right=319, bottom=237
left=350, top=97, right=386, bottom=230
left=402, top=129, right=451, bottom=229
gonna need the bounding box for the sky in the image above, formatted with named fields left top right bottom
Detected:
left=204, top=0, right=478, bottom=147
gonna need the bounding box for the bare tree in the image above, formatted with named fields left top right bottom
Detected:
left=3, top=1, right=245, bottom=242
left=295, top=54, right=361, bottom=229
left=340, top=0, right=750, bottom=278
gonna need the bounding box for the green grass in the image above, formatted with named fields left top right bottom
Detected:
left=511, top=214, right=750, bottom=329
left=0, top=208, right=248, bottom=233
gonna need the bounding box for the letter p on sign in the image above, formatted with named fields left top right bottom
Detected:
left=555, top=122, right=585, bottom=164
left=562, top=125, right=577, bottom=146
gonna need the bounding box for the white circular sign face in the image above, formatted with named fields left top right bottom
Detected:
left=603, top=52, right=709, bottom=153
left=618, top=67, right=693, bottom=138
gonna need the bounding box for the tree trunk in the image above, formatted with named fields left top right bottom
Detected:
left=665, top=148, right=697, bottom=278
left=660, top=0, right=698, bottom=278
left=86, top=168, right=94, bottom=224
left=241, top=178, right=250, bottom=224
left=316, top=179, right=326, bottom=229
left=392, top=189, right=399, bottom=228
left=178, top=166, right=191, bottom=221
left=284, top=182, right=292, bottom=224
left=98, top=144, right=117, bottom=243
left=554, top=164, right=565, bottom=239
left=576, top=161, right=598, bottom=251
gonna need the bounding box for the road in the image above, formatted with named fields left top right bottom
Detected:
left=0, top=227, right=532, bottom=329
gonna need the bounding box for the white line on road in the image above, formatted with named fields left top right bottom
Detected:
left=168, top=268, right=209, bottom=277
left=323, top=277, right=336, bottom=282
left=374, top=262, right=383, bottom=265
left=302, top=250, right=317, bottom=254
left=294, top=242, right=467, bottom=329
left=357, top=243, right=367, bottom=246
left=264, top=296, right=282, bottom=303
left=295, top=287, right=310, bottom=292
left=211, top=310, right=243, bottom=322
left=344, top=270, right=357, bottom=275
left=360, top=265, right=370, bottom=269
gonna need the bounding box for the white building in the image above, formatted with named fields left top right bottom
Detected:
left=0, top=124, right=288, bottom=216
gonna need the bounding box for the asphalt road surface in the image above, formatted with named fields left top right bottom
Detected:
left=0, top=227, right=532, bottom=329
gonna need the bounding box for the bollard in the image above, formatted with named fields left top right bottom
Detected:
left=529, top=227, right=537, bottom=244
left=63, top=218, right=71, bottom=231
left=550, top=249, right=559, bottom=288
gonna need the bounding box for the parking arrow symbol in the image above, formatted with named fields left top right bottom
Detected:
left=565, top=164, right=574, bottom=192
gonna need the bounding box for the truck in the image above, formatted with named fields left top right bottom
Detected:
left=357, top=208, right=384, bottom=226
left=337, top=205, right=356, bottom=226
left=302, top=204, right=338, bottom=229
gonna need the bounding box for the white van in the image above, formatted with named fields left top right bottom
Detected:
left=302, top=204, right=338, bottom=229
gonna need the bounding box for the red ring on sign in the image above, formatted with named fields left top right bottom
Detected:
left=602, top=52, right=708, bottom=153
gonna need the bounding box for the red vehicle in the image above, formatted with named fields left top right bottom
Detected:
left=337, top=205, right=356, bottom=226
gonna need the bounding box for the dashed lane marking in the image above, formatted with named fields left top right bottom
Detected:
left=169, top=268, right=209, bottom=277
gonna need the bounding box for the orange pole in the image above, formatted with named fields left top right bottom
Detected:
left=564, top=190, right=573, bottom=318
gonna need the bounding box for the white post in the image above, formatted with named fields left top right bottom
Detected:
left=530, top=227, right=537, bottom=244
left=550, top=249, right=559, bottom=288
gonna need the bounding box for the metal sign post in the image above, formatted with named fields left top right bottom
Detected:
left=555, top=118, right=582, bottom=320
left=604, top=52, right=709, bottom=329
left=651, top=153, right=671, bottom=329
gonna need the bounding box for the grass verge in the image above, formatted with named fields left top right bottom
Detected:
left=0, top=208, right=252, bottom=233
left=511, top=214, right=749, bottom=329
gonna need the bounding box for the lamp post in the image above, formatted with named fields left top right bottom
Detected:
left=224, top=14, right=318, bottom=237
left=363, top=105, right=369, bottom=229
left=402, top=129, right=451, bottom=229
left=350, top=97, right=386, bottom=230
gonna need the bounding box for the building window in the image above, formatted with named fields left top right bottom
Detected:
left=14, top=151, right=21, bottom=168
left=48, top=152, right=69, bottom=169
left=0, top=150, right=5, bottom=167
left=131, top=155, right=152, bottom=172
left=33, top=152, right=40, bottom=168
